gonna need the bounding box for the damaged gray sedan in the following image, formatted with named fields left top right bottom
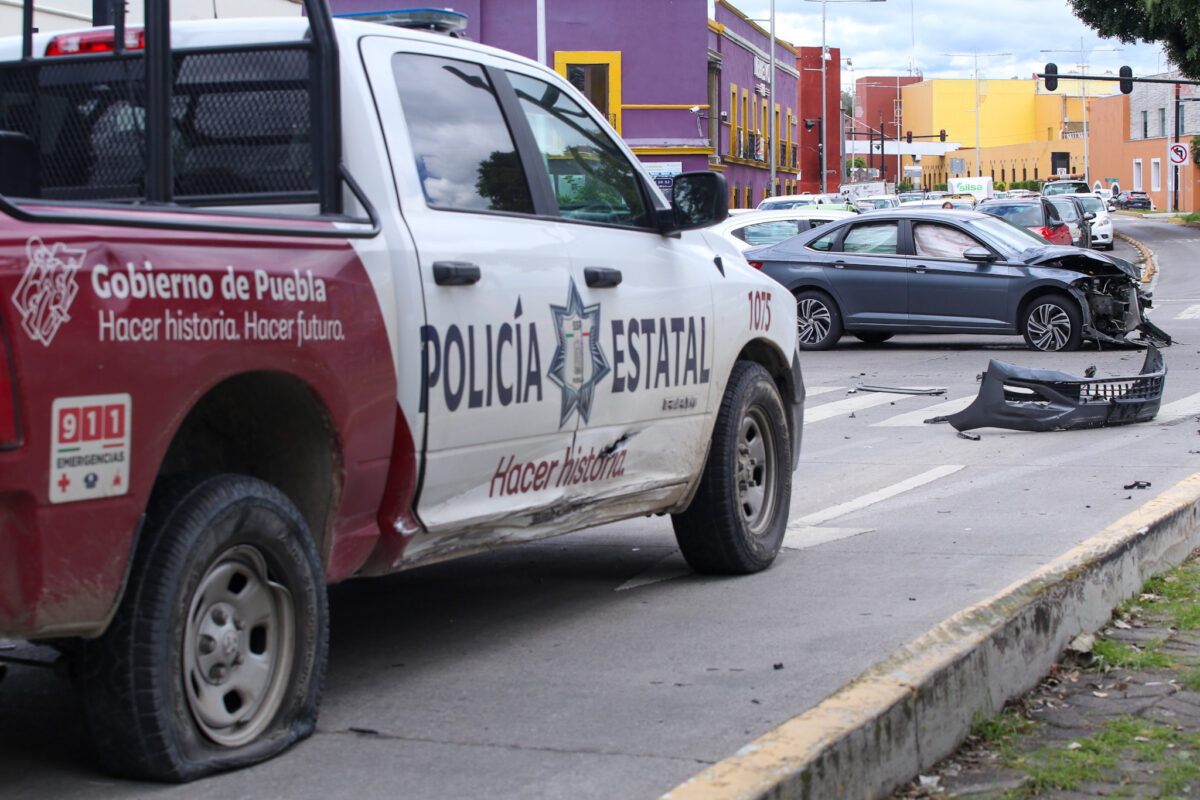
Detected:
left=743, top=209, right=1169, bottom=351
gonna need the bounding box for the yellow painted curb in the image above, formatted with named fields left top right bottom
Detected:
left=661, top=473, right=1200, bottom=800
left=1114, top=230, right=1156, bottom=284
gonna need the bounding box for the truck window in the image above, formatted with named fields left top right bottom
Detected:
left=505, top=71, right=648, bottom=228
left=391, top=54, right=534, bottom=214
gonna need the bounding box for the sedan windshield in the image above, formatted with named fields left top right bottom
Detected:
left=979, top=203, right=1041, bottom=227
left=961, top=214, right=1047, bottom=257
left=1076, top=196, right=1104, bottom=214
left=1048, top=199, right=1080, bottom=222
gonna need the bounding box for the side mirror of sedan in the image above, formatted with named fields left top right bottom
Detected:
left=1084, top=211, right=1096, bottom=220
left=962, top=246, right=995, bottom=262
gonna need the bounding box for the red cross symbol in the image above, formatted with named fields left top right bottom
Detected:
left=113, top=473, right=122, bottom=487
left=57, top=473, right=70, bottom=493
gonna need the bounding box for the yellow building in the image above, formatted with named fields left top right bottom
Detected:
left=899, top=76, right=1111, bottom=189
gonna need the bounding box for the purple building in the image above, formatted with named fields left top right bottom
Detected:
left=328, top=0, right=801, bottom=209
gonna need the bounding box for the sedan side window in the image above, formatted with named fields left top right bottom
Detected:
left=808, top=229, right=839, bottom=251
left=913, top=223, right=983, bottom=259
left=506, top=71, right=648, bottom=228
left=738, top=220, right=806, bottom=246
left=841, top=222, right=899, bottom=254
left=391, top=54, right=535, bottom=214
left=1044, top=201, right=1063, bottom=223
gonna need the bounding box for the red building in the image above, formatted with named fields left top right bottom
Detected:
left=853, top=74, right=921, bottom=181
left=795, top=46, right=841, bottom=193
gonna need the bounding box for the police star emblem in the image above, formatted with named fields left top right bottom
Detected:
left=548, top=279, right=610, bottom=428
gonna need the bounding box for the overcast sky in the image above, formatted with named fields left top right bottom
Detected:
left=722, top=0, right=1171, bottom=94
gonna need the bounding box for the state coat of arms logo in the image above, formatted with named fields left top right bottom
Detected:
left=547, top=279, right=610, bottom=428
left=11, top=236, right=86, bottom=347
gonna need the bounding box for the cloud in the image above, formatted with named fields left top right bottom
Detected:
left=732, top=0, right=1168, bottom=89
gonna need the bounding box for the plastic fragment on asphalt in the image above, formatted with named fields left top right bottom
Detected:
left=957, top=431, right=981, bottom=441
left=1124, top=480, right=1152, bottom=490
left=853, top=384, right=947, bottom=396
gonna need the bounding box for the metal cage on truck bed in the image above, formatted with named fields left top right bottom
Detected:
left=0, top=0, right=377, bottom=238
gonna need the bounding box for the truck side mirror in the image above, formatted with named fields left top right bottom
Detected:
left=664, top=171, right=728, bottom=233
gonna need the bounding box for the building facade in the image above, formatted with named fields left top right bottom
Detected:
left=1088, top=74, right=1198, bottom=212
left=327, top=0, right=806, bottom=208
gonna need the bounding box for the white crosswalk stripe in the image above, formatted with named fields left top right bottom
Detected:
left=872, top=396, right=973, bottom=426
left=804, top=391, right=911, bottom=424
left=1176, top=304, right=1200, bottom=320
left=1156, top=391, right=1200, bottom=424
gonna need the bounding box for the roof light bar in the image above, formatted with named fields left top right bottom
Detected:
left=336, top=8, right=468, bottom=34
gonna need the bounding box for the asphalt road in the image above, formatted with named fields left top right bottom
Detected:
left=3, top=215, right=1199, bottom=800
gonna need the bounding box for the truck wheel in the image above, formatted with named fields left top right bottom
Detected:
left=672, top=362, right=791, bottom=574
left=1022, top=293, right=1082, bottom=351
left=78, top=475, right=328, bottom=781
left=795, top=289, right=843, bottom=350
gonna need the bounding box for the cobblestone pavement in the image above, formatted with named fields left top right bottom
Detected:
left=894, top=604, right=1200, bottom=798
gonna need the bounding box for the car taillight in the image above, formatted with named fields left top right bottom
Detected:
left=45, top=28, right=144, bottom=57
left=747, top=261, right=764, bottom=270
left=0, top=319, right=20, bottom=449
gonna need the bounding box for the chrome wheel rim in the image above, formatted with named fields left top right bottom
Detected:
left=183, top=545, right=294, bottom=747
left=1027, top=303, right=1072, bottom=350
left=797, top=298, right=831, bottom=345
left=736, top=406, right=777, bottom=536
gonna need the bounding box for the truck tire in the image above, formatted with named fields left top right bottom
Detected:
left=78, top=474, right=328, bottom=781
left=672, top=362, right=791, bottom=574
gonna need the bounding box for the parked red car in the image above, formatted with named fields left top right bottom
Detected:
left=976, top=198, right=1073, bottom=245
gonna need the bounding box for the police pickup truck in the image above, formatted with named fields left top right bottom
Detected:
left=0, top=1, right=803, bottom=781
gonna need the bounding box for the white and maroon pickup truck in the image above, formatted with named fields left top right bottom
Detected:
left=0, top=2, right=803, bottom=780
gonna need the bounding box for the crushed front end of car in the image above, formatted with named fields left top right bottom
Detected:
left=1030, top=248, right=1172, bottom=347
left=928, top=346, right=1166, bottom=432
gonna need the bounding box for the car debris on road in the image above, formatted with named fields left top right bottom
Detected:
left=925, top=346, right=1166, bottom=433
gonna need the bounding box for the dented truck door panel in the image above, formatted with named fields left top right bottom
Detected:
left=501, top=67, right=718, bottom=505
left=364, top=38, right=578, bottom=555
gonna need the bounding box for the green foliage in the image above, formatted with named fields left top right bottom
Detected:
left=846, top=156, right=866, bottom=169
left=1069, top=0, right=1200, bottom=80
left=995, top=181, right=1007, bottom=191
left=1192, top=135, right=1200, bottom=166
left=1091, top=636, right=1173, bottom=670
left=933, top=183, right=947, bottom=191
left=896, top=180, right=914, bottom=192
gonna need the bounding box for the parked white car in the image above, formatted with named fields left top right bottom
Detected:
left=709, top=207, right=857, bottom=250
left=1069, top=193, right=1115, bottom=250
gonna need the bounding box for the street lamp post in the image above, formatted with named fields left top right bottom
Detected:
left=804, top=0, right=885, bottom=193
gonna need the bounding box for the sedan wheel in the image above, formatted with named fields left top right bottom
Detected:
left=795, top=289, right=843, bottom=350
left=1022, top=294, right=1082, bottom=351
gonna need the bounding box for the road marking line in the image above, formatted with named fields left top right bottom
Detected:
left=872, top=396, right=974, bottom=427
left=1157, top=391, right=1200, bottom=424
left=805, top=392, right=913, bottom=424
left=615, top=555, right=691, bottom=592
left=1176, top=304, right=1200, bottom=320
left=786, top=464, right=966, bottom=531
left=805, top=385, right=844, bottom=397
left=782, top=526, right=874, bottom=551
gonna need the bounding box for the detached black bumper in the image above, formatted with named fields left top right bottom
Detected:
left=929, top=346, right=1166, bottom=433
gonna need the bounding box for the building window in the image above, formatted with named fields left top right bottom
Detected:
left=1023, top=167, right=1027, bottom=181
left=730, top=83, right=739, bottom=156
left=742, top=89, right=750, bottom=159
left=1034, top=166, right=1038, bottom=180
left=1159, top=108, right=1167, bottom=137
left=554, top=52, right=622, bottom=132
left=1133, top=158, right=1143, bottom=190
left=743, top=185, right=751, bottom=208
left=1141, top=110, right=1148, bottom=139
left=1151, top=158, right=1161, bottom=191
left=1001, top=168, right=1005, bottom=182
left=730, top=184, right=738, bottom=209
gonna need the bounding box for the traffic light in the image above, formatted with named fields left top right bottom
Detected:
left=1044, top=62, right=1058, bottom=92
left=939, top=129, right=946, bottom=142
left=1119, top=65, right=1133, bottom=94
left=906, top=131, right=912, bottom=144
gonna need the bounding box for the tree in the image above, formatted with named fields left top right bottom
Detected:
left=841, top=90, right=854, bottom=117
left=1069, top=0, right=1200, bottom=79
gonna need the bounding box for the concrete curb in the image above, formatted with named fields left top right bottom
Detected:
left=1114, top=230, right=1157, bottom=284
left=660, top=473, right=1200, bottom=800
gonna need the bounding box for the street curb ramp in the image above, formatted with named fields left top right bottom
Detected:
left=662, top=473, right=1200, bottom=800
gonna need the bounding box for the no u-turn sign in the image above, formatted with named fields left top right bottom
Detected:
left=1169, top=142, right=1189, bottom=166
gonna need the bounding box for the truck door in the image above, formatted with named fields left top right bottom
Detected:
left=362, top=38, right=579, bottom=549
left=499, top=68, right=718, bottom=505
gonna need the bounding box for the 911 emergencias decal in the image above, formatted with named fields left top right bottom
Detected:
left=49, top=393, right=131, bottom=504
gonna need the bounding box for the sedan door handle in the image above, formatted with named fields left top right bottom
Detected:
left=913, top=264, right=927, bottom=274
left=432, top=261, right=481, bottom=286
left=584, top=266, right=623, bottom=288
left=833, top=260, right=846, bottom=269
